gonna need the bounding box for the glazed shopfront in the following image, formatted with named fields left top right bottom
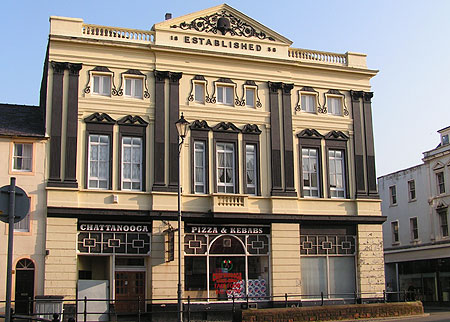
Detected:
left=183, top=224, right=270, bottom=301
left=76, top=221, right=151, bottom=313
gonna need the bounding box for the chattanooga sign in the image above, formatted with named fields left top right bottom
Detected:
left=78, top=222, right=151, bottom=233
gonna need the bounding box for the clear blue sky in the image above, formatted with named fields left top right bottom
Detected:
left=1, top=0, right=449, bottom=177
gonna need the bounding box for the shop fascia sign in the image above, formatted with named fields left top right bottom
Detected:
left=78, top=222, right=150, bottom=233
left=187, top=225, right=270, bottom=235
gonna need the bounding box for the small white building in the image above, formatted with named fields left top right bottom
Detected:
left=379, top=126, right=450, bottom=303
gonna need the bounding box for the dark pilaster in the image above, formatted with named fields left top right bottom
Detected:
left=63, top=63, right=82, bottom=187
left=363, top=92, right=378, bottom=197
left=168, top=72, right=183, bottom=191
left=281, top=83, right=296, bottom=196
left=48, top=61, right=67, bottom=184
left=153, top=70, right=169, bottom=191
left=268, top=81, right=283, bottom=195
left=350, top=90, right=366, bottom=198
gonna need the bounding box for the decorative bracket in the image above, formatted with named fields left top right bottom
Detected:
left=323, top=89, right=348, bottom=116
left=295, top=86, right=320, bottom=112
left=188, top=75, right=210, bottom=103
left=117, top=69, right=150, bottom=99
left=240, top=80, right=262, bottom=108
left=211, top=78, right=239, bottom=106
left=83, top=66, right=118, bottom=96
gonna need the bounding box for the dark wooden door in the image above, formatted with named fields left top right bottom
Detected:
left=15, top=269, right=34, bottom=314
left=115, top=271, right=145, bottom=313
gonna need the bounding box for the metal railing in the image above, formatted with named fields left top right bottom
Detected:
left=0, top=291, right=418, bottom=322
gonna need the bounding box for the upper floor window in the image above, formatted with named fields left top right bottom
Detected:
left=436, top=172, right=445, bottom=194
left=216, top=85, right=234, bottom=106
left=124, top=77, right=143, bottom=99
left=389, top=185, right=397, bottom=205
left=245, top=87, right=256, bottom=108
left=302, top=148, right=320, bottom=197
left=442, top=134, right=449, bottom=146
left=93, top=74, right=111, bottom=96
left=216, top=142, right=235, bottom=193
left=194, top=82, right=205, bottom=104
left=88, top=134, right=110, bottom=189
left=301, top=94, right=316, bottom=113
left=245, top=144, right=257, bottom=195
left=408, top=180, right=416, bottom=201
left=327, top=96, right=342, bottom=116
left=14, top=197, right=31, bottom=233
left=438, top=208, right=449, bottom=238
left=121, top=137, right=142, bottom=190
left=12, top=143, right=32, bottom=172
left=194, top=141, right=206, bottom=194
left=391, top=221, right=399, bottom=244
left=328, top=149, right=345, bottom=198
left=410, top=217, right=419, bottom=241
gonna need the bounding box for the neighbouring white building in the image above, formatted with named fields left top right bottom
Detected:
left=379, top=126, right=450, bottom=303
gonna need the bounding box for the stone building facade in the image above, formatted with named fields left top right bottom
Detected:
left=1, top=3, right=385, bottom=316
left=379, top=126, right=450, bottom=303
left=0, top=103, right=47, bottom=315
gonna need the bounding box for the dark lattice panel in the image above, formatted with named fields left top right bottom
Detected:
left=246, top=235, right=269, bottom=255
left=184, top=234, right=208, bottom=255
left=300, top=235, right=356, bottom=255
left=77, top=232, right=150, bottom=254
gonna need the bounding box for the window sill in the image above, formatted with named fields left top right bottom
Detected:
left=408, top=199, right=417, bottom=203
left=389, top=204, right=398, bottom=207
left=391, top=242, right=400, bottom=246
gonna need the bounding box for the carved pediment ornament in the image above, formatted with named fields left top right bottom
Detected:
left=190, top=120, right=212, bottom=131
left=297, top=129, right=324, bottom=139
left=117, top=115, right=148, bottom=127
left=170, top=10, right=275, bottom=41
left=212, top=122, right=241, bottom=133
left=84, top=112, right=116, bottom=124
left=242, top=124, right=261, bottom=134
left=324, top=130, right=349, bottom=141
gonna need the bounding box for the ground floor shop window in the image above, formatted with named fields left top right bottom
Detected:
left=300, top=225, right=356, bottom=299
left=398, top=258, right=450, bottom=302
left=184, top=225, right=270, bottom=301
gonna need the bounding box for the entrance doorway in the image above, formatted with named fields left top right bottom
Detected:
left=15, top=259, right=35, bottom=314
left=115, top=271, right=145, bottom=313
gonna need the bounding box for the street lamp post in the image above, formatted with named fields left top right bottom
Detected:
left=175, top=113, right=189, bottom=322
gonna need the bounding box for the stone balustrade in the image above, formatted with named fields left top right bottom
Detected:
left=49, top=17, right=367, bottom=68
left=217, top=195, right=245, bottom=207
left=288, top=47, right=348, bottom=65
left=82, top=24, right=155, bottom=43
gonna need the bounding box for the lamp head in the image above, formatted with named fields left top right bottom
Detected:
left=175, top=113, right=189, bottom=138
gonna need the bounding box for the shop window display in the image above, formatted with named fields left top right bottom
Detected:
left=184, top=225, right=270, bottom=301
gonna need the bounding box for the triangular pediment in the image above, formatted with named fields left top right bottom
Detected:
left=154, top=4, right=292, bottom=45
left=433, top=161, right=445, bottom=171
